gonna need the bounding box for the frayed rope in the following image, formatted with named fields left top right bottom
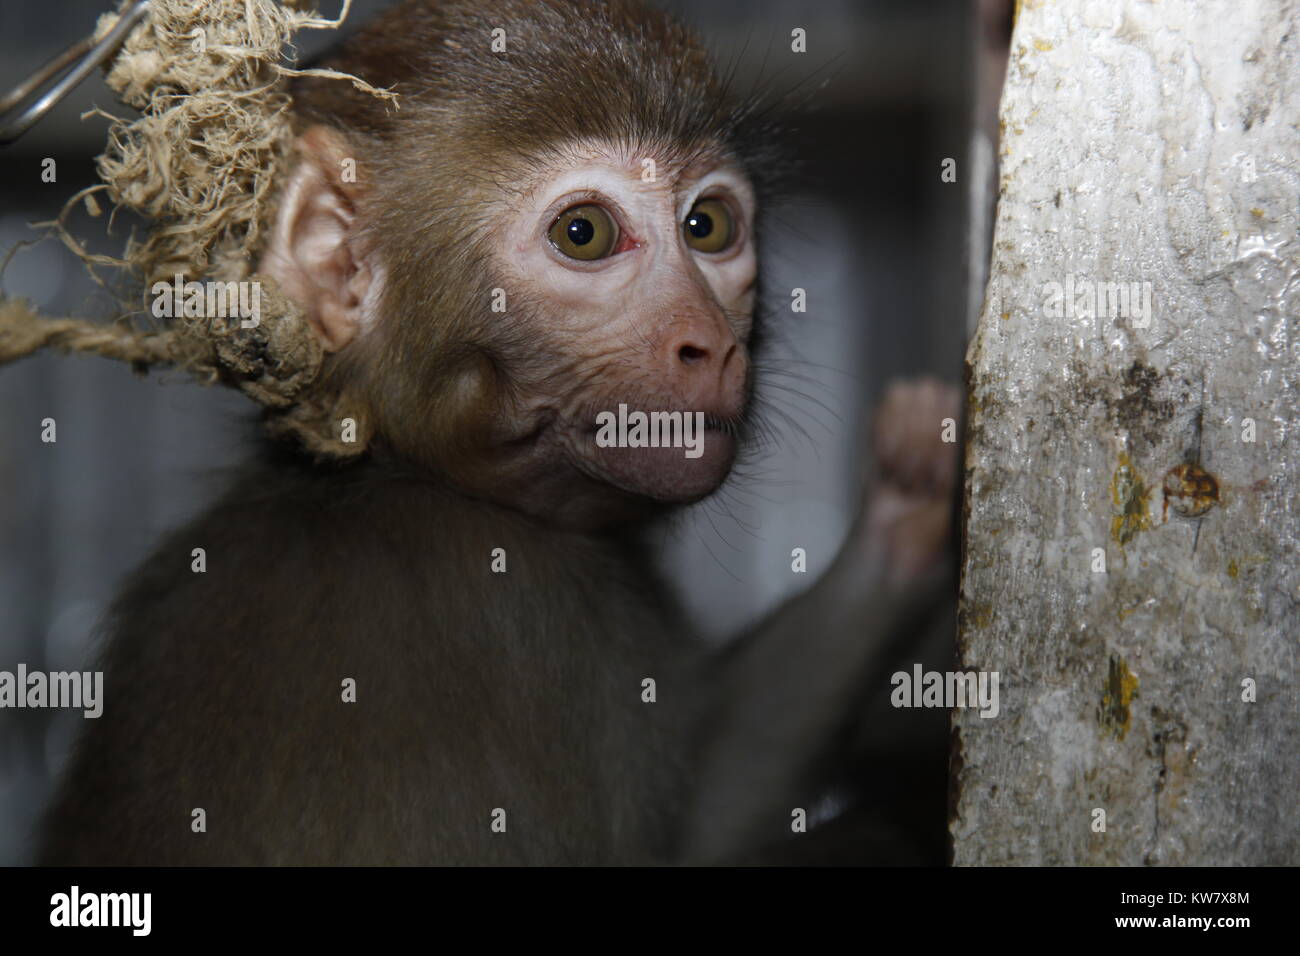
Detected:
left=0, top=0, right=396, bottom=457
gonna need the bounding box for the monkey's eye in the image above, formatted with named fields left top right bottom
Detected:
left=683, top=198, right=735, bottom=253
left=548, top=204, right=620, bottom=260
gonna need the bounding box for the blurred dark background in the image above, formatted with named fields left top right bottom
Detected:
left=0, top=0, right=1002, bottom=864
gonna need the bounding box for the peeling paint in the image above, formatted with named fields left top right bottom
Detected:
left=1099, top=656, right=1140, bottom=741
left=964, top=603, right=994, bottom=630
left=1114, top=362, right=1176, bottom=451
left=1110, top=453, right=1152, bottom=545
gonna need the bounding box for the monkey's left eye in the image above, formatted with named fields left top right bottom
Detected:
left=683, top=198, right=736, bottom=253
left=548, top=204, right=620, bottom=260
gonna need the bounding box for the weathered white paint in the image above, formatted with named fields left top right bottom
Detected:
left=955, top=0, right=1299, bottom=864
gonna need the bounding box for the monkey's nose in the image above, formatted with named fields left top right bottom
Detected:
left=665, top=322, right=745, bottom=407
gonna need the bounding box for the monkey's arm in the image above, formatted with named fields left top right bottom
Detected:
left=684, top=379, right=961, bottom=863
left=684, top=541, right=952, bottom=863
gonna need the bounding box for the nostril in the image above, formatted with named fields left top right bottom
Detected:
left=678, top=344, right=708, bottom=365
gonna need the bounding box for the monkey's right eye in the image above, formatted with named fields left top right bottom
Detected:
left=548, top=204, right=620, bottom=261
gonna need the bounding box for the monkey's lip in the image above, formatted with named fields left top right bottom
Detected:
left=570, top=424, right=738, bottom=503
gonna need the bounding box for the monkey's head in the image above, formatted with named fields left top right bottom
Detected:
left=263, top=0, right=786, bottom=528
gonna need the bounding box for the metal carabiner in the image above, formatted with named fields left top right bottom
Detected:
left=0, top=0, right=151, bottom=146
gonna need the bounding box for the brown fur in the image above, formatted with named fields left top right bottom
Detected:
left=37, top=0, right=949, bottom=866
left=38, top=448, right=694, bottom=864
left=39, top=0, right=763, bottom=866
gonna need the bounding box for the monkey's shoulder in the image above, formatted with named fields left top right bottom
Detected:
left=109, top=455, right=670, bottom=655
left=95, top=454, right=699, bottom=740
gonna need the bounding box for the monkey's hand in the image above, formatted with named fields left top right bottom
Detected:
left=858, top=377, right=963, bottom=589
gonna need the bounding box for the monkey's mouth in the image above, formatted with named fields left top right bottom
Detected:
left=570, top=411, right=740, bottom=503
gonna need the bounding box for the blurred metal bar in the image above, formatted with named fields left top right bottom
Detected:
left=0, top=0, right=150, bottom=146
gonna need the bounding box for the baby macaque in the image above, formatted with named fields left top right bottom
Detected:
left=38, top=0, right=960, bottom=865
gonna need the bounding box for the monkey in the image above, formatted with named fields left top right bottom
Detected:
left=35, top=0, right=961, bottom=865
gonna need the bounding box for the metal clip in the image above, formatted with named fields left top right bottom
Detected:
left=0, top=0, right=151, bottom=146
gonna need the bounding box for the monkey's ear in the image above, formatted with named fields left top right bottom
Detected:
left=260, top=125, right=375, bottom=352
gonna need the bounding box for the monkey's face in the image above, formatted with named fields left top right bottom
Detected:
left=481, top=142, right=758, bottom=522
left=260, top=0, right=784, bottom=528
left=264, top=124, right=762, bottom=528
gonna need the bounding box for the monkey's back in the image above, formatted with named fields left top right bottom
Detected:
left=37, top=450, right=695, bottom=865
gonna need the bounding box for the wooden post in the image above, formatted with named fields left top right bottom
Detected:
left=954, top=0, right=1299, bottom=864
